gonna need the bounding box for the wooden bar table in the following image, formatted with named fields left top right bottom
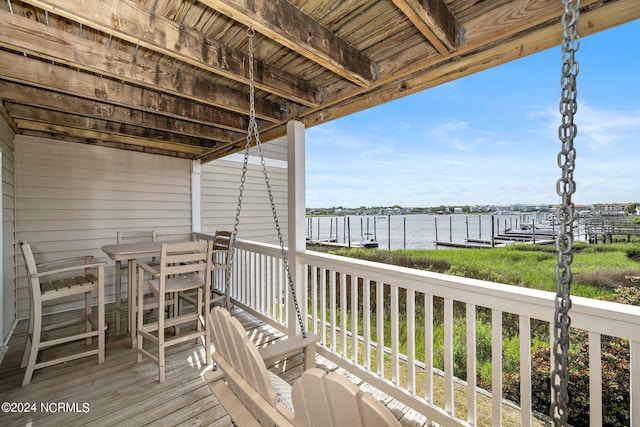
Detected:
left=102, top=240, right=184, bottom=347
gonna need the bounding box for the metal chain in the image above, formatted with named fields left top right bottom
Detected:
left=551, top=1, right=580, bottom=425
left=228, top=28, right=307, bottom=337
left=226, top=130, right=250, bottom=311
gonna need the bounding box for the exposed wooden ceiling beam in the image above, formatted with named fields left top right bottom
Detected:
left=376, top=0, right=594, bottom=89
left=0, top=10, right=285, bottom=125
left=0, top=81, right=239, bottom=143
left=0, top=99, right=19, bottom=134
left=201, top=0, right=376, bottom=87
left=0, top=50, right=254, bottom=133
left=15, top=119, right=208, bottom=157
left=21, top=129, right=199, bottom=159
left=391, top=0, right=457, bottom=55
left=8, top=103, right=222, bottom=149
left=19, top=0, right=320, bottom=107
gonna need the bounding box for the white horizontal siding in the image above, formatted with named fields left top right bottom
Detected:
left=201, top=142, right=288, bottom=245
left=15, top=136, right=193, bottom=319
left=1, top=116, right=15, bottom=345
left=11, top=134, right=292, bottom=320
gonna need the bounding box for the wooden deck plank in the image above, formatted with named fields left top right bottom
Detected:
left=0, top=304, right=430, bottom=426
left=0, top=305, right=292, bottom=427
left=84, top=378, right=212, bottom=426
left=144, top=394, right=229, bottom=426
left=0, top=305, right=222, bottom=426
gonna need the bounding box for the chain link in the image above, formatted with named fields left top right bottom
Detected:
left=551, top=1, right=580, bottom=425
left=227, top=28, right=307, bottom=337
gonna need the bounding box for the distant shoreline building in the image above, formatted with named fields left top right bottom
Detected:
left=593, top=203, right=628, bottom=216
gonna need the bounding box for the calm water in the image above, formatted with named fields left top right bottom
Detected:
left=306, top=213, right=548, bottom=250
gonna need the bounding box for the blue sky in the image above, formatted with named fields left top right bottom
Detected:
left=305, top=19, right=640, bottom=208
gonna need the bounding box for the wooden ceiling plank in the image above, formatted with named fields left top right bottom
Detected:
left=14, top=119, right=207, bottom=156
left=8, top=103, right=221, bottom=149
left=21, top=129, right=197, bottom=159
left=200, top=0, right=375, bottom=87
left=459, top=0, right=598, bottom=48
left=0, top=81, right=237, bottom=142
left=19, top=0, right=320, bottom=107
left=391, top=0, right=457, bottom=55
left=0, top=50, right=254, bottom=133
left=0, top=9, right=284, bottom=123
left=376, top=0, right=579, bottom=85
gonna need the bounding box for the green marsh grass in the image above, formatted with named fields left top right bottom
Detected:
left=329, top=242, right=640, bottom=299
left=309, top=242, right=640, bottom=424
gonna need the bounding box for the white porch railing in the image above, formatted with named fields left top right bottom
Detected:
left=227, top=239, right=291, bottom=334
left=228, top=239, right=640, bottom=426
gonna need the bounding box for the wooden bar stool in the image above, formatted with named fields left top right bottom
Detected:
left=19, top=241, right=106, bottom=386
left=136, top=240, right=213, bottom=383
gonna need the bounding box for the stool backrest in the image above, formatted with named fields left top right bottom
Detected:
left=117, top=230, right=157, bottom=244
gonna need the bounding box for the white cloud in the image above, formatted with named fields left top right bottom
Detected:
left=426, top=121, right=476, bottom=152
left=305, top=71, right=640, bottom=207
left=577, top=104, right=640, bottom=151
left=527, top=102, right=640, bottom=152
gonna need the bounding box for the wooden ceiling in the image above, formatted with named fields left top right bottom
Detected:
left=0, top=0, right=638, bottom=162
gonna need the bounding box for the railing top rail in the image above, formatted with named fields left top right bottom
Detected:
left=226, top=239, right=640, bottom=341
left=298, top=248, right=640, bottom=341
left=235, top=239, right=287, bottom=257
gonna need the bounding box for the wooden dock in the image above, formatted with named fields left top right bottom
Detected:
left=435, top=232, right=556, bottom=249
left=435, top=240, right=500, bottom=249
left=495, top=232, right=556, bottom=245
left=585, top=220, right=640, bottom=243
left=307, top=238, right=378, bottom=249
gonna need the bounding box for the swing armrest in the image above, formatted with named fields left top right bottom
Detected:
left=258, top=332, right=319, bottom=369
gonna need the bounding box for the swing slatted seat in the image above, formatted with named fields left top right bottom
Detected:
left=207, top=306, right=400, bottom=427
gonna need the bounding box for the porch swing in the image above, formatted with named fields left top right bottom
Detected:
left=208, top=0, right=581, bottom=424
left=206, top=27, right=400, bottom=427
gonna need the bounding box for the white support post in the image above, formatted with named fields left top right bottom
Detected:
left=191, top=159, right=202, bottom=234
left=287, top=120, right=305, bottom=337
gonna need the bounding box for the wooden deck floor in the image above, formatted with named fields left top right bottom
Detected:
left=0, top=306, right=289, bottom=426
left=0, top=305, right=542, bottom=426
left=0, top=305, right=428, bottom=426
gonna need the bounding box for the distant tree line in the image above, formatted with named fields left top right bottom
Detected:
left=625, top=202, right=639, bottom=215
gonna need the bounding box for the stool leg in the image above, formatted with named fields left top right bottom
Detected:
left=20, top=306, right=35, bottom=368
left=136, top=266, right=144, bottom=363
left=86, top=290, right=92, bottom=345
left=98, top=265, right=105, bottom=364
left=158, top=289, right=166, bottom=383
left=129, top=260, right=137, bottom=348
left=115, top=260, right=123, bottom=336
left=203, top=286, right=211, bottom=365
left=22, top=305, right=42, bottom=386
